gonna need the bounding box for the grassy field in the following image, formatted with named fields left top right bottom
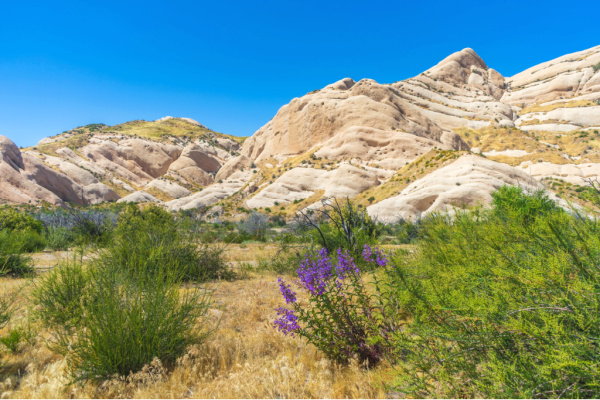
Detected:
left=0, top=243, right=395, bottom=399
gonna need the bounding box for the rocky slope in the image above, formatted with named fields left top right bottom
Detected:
left=2, top=45, right=600, bottom=221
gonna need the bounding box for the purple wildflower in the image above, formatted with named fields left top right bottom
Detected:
left=362, top=244, right=390, bottom=267
left=297, top=248, right=333, bottom=295
left=273, top=307, right=299, bottom=336
left=278, top=277, right=297, bottom=304
left=336, top=248, right=359, bottom=279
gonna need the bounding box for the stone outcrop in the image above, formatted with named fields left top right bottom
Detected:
left=3, top=46, right=600, bottom=219
left=367, top=155, right=543, bottom=222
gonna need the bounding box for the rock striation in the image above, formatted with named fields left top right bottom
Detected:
left=2, top=46, right=600, bottom=220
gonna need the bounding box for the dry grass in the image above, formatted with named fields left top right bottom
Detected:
left=0, top=247, right=391, bottom=399
left=354, top=149, right=464, bottom=207
left=520, top=99, right=598, bottom=114
left=455, top=126, right=600, bottom=166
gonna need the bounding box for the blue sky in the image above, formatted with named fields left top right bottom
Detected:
left=1, top=0, right=598, bottom=147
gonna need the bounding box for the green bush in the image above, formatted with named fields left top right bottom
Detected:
left=385, top=186, right=600, bottom=398
left=491, top=185, right=560, bottom=225
left=45, top=261, right=211, bottom=382
left=103, top=205, right=231, bottom=281
left=300, top=199, right=379, bottom=261
left=44, top=227, right=75, bottom=251
left=0, top=326, right=33, bottom=353
left=33, top=258, right=90, bottom=330
left=0, top=208, right=43, bottom=233
left=0, top=231, right=34, bottom=277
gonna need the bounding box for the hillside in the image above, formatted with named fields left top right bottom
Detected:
left=1, top=46, right=600, bottom=220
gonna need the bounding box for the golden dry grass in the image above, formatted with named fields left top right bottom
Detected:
left=0, top=246, right=392, bottom=399
left=455, top=126, right=600, bottom=166
left=520, top=99, right=598, bottom=114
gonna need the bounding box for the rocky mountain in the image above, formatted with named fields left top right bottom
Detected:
left=2, top=45, right=599, bottom=221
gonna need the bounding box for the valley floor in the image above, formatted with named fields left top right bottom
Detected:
left=0, top=244, right=394, bottom=399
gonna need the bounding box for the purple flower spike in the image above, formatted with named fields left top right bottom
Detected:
left=297, top=249, right=333, bottom=295
left=278, top=277, right=297, bottom=304
left=336, top=248, right=359, bottom=279
left=363, top=244, right=373, bottom=262
left=363, top=244, right=390, bottom=267
left=274, top=307, right=299, bottom=336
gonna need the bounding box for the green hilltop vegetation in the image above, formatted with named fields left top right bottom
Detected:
left=25, top=117, right=246, bottom=155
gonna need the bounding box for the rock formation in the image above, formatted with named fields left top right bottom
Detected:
left=2, top=45, right=600, bottom=221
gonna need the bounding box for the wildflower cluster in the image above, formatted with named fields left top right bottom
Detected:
left=362, top=245, right=389, bottom=267
left=273, top=245, right=397, bottom=365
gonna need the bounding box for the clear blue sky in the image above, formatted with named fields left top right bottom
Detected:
left=1, top=0, right=598, bottom=147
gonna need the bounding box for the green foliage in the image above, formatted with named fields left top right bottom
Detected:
left=594, top=62, right=600, bottom=72
left=43, top=227, right=75, bottom=251
left=0, top=208, right=43, bottom=234
left=33, top=210, right=215, bottom=382
left=0, top=231, right=34, bottom=277
left=491, top=185, right=560, bottom=225
left=256, top=250, right=301, bottom=275
left=0, top=326, right=33, bottom=353
left=385, top=186, right=600, bottom=398
left=104, top=205, right=231, bottom=281
left=33, top=258, right=90, bottom=330
left=0, top=297, right=12, bottom=329
left=302, top=199, right=379, bottom=263
left=43, top=260, right=211, bottom=382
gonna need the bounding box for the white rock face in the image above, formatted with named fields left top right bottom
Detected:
left=246, top=164, right=380, bottom=209
left=522, top=162, right=600, bottom=185
left=368, top=155, right=543, bottom=222
left=503, top=45, right=600, bottom=106
left=0, top=135, right=119, bottom=206
left=145, top=179, right=191, bottom=198
left=118, top=191, right=161, bottom=203
left=165, top=169, right=253, bottom=211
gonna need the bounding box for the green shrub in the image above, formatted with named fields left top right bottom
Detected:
left=44, top=227, right=75, bottom=251
left=256, top=251, right=301, bottom=275
left=300, top=199, right=378, bottom=261
left=101, top=205, right=232, bottom=281
left=0, top=326, right=33, bottom=353
left=0, top=208, right=43, bottom=233
left=491, top=185, right=560, bottom=225
left=33, top=258, right=90, bottom=330
left=16, top=230, right=46, bottom=253
left=0, top=231, right=34, bottom=277
left=385, top=187, right=600, bottom=398
left=48, top=261, right=211, bottom=382
left=0, top=296, right=11, bottom=328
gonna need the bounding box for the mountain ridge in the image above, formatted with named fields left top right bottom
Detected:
left=2, top=45, right=600, bottom=221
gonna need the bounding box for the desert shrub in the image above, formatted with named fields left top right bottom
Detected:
left=43, top=259, right=211, bottom=382
left=0, top=208, right=43, bottom=233
left=238, top=212, right=268, bottom=241
left=0, top=208, right=46, bottom=252
left=256, top=250, right=301, bottom=275
left=70, top=210, right=116, bottom=245
left=0, top=326, right=33, bottom=353
left=43, top=226, right=75, bottom=250
left=298, top=199, right=379, bottom=262
left=101, top=205, right=231, bottom=281
left=385, top=187, right=600, bottom=398
left=36, top=209, right=116, bottom=248
left=274, top=246, right=397, bottom=365
left=491, top=185, right=560, bottom=225
left=0, top=231, right=34, bottom=277
left=0, top=296, right=11, bottom=328
left=32, top=257, right=90, bottom=330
